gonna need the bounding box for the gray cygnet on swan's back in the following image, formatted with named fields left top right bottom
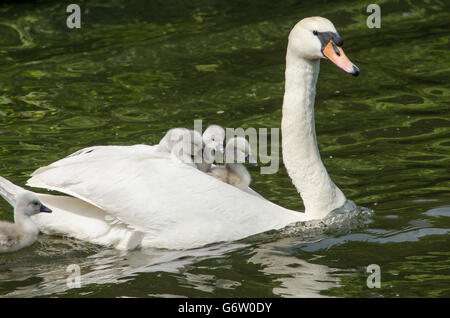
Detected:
left=157, top=128, right=190, bottom=153
left=196, top=125, right=225, bottom=173
left=170, top=130, right=204, bottom=167
left=158, top=126, right=225, bottom=171
left=208, top=137, right=256, bottom=190
left=0, top=192, right=52, bottom=253
left=157, top=128, right=204, bottom=166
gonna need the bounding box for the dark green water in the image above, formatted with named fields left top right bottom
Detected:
left=0, top=0, right=449, bottom=297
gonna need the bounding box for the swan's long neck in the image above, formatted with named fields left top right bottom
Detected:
left=281, top=49, right=346, bottom=219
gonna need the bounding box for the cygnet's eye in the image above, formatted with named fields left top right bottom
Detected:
left=33, top=201, right=39, bottom=206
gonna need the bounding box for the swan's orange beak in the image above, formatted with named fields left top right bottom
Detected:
left=323, top=41, right=359, bottom=76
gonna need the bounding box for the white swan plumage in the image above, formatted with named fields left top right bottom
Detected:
left=0, top=17, right=360, bottom=250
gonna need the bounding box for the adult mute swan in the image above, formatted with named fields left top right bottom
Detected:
left=0, top=192, right=52, bottom=253
left=0, top=17, right=360, bottom=250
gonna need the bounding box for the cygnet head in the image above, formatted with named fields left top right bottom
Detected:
left=288, top=17, right=359, bottom=76
left=159, top=127, right=190, bottom=152
left=172, top=129, right=204, bottom=162
left=202, top=125, right=225, bottom=162
left=203, top=125, right=225, bottom=152
left=15, top=192, right=52, bottom=218
left=225, top=137, right=257, bottom=165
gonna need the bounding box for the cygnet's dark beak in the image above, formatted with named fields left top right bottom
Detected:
left=246, top=155, right=257, bottom=166
left=40, top=203, right=52, bottom=213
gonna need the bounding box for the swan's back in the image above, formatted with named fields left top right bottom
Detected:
left=27, top=145, right=306, bottom=249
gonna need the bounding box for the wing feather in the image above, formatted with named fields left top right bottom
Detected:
left=27, top=145, right=305, bottom=248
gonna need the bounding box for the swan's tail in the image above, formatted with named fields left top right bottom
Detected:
left=0, top=175, right=29, bottom=207
left=0, top=175, right=142, bottom=250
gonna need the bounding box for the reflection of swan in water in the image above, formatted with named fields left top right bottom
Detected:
left=1, top=239, right=340, bottom=297
left=0, top=206, right=374, bottom=297
left=248, top=238, right=340, bottom=297
left=0, top=237, right=247, bottom=297
left=5, top=204, right=446, bottom=298
left=1, top=238, right=338, bottom=298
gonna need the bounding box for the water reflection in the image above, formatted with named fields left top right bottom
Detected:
left=0, top=238, right=246, bottom=297
left=0, top=203, right=448, bottom=297
left=0, top=203, right=372, bottom=297
left=249, top=238, right=340, bottom=297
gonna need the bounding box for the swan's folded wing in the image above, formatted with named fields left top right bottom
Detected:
left=27, top=146, right=305, bottom=248
left=65, top=145, right=108, bottom=158
left=31, top=144, right=163, bottom=178
left=244, top=187, right=266, bottom=200
left=0, top=176, right=27, bottom=207
left=29, top=145, right=173, bottom=224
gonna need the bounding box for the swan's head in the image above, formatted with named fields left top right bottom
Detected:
left=288, top=17, right=359, bottom=76
left=203, top=125, right=225, bottom=154
left=15, top=192, right=52, bottom=217
left=225, top=137, right=257, bottom=165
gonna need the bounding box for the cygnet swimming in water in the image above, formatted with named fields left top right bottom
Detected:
left=0, top=192, right=52, bottom=253
left=207, top=137, right=256, bottom=190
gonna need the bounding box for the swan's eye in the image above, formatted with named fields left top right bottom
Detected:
left=313, top=30, right=318, bottom=36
